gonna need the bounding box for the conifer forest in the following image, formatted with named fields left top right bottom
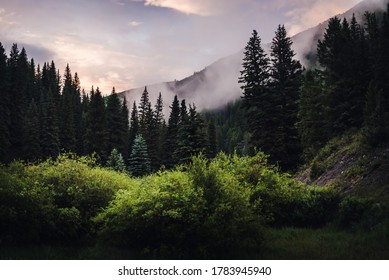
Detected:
left=0, top=4, right=389, bottom=259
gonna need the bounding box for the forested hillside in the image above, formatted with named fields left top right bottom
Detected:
left=0, top=4, right=389, bottom=260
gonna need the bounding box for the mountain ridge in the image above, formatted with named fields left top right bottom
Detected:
left=119, top=0, right=388, bottom=114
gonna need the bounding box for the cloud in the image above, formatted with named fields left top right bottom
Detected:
left=128, top=20, right=142, bottom=27
left=284, top=0, right=361, bottom=35
left=142, top=0, right=251, bottom=16
left=0, top=8, right=17, bottom=27
left=143, top=0, right=217, bottom=16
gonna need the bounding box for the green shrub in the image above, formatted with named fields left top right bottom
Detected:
left=251, top=166, right=340, bottom=227
left=95, top=154, right=263, bottom=259
left=0, top=154, right=136, bottom=245
left=338, top=196, right=388, bottom=229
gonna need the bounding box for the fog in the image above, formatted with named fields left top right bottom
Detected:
left=120, top=0, right=389, bottom=117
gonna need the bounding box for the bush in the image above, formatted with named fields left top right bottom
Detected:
left=0, top=154, right=136, bottom=245
left=95, top=154, right=263, bottom=259
left=251, top=165, right=340, bottom=227
left=338, top=196, right=388, bottom=229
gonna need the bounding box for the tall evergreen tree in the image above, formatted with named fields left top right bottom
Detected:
left=106, top=148, right=127, bottom=172
left=23, top=99, right=41, bottom=160
left=162, top=95, right=181, bottom=168
left=7, top=44, right=27, bottom=159
left=176, top=104, right=206, bottom=163
left=317, top=17, right=365, bottom=135
left=297, top=70, right=328, bottom=159
left=269, top=24, right=303, bottom=169
left=128, top=134, right=151, bottom=177
left=120, top=96, right=130, bottom=160
left=149, top=92, right=164, bottom=170
left=59, top=64, right=76, bottom=152
left=239, top=30, right=271, bottom=153
left=128, top=101, right=139, bottom=158
left=106, top=88, right=128, bottom=158
left=207, top=119, right=218, bottom=158
left=0, top=42, right=10, bottom=162
left=40, top=90, right=60, bottom=159
left=84, top=87, right=108, bottom=160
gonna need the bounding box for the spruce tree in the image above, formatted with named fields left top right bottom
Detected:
left=120, top=96, right=130, bottom=160
left=106, top=88, right=128, bottom=157
left=128, top=101, right=139, bottom=158
left=149, top=92, right=164, bottom=170
left=23, top=99, right=41, bottom=160
left=297, top=70, right=328, bottom=159
left=207, top=119, right=218, bottom=158
left=317, top=17, right=363, bottom=135
left=40, top=90, right=60, bottom=159
left=128, top=134, right=151, bottom=177
left=59, top=64, right=76, bottom=152
left=176, top=104, right=206, bottom=163
left=84, top=87, right=108, bottom=160
left=0, top=42, right=10, bottom=162
left=269, top=24, right=303, bottom=169
left=239, top=30, right=270, bottom=153
left=106, top=148, right=127, bottom=172
left=162, top=95, right=180, bottom=168
left=72, top=72, right=83, bottom=155
left=8, top=44, right=27, bottom=159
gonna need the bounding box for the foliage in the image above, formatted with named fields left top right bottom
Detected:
left=337, top=196, right=389, bottom=229
left=128, top=134, right=151, bottom=177
left=0, top=154, right=134, bottom=245
left=239, top=27, right=302, bottom=170
left=106, top=148, right=127, bottom=172
left=96, top=154, right=264, bottom=258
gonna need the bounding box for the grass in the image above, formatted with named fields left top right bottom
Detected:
left=259, top=225, right=389, bottom=260
left=1, top=225, right=388, bottom=260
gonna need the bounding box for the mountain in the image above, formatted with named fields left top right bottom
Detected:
left=119, top=0, right=388, bottom=114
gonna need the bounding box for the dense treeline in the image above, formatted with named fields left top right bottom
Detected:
left=298, top=7, right=389, bottom=159
left=0, top=44, right=214, bottom=174
left=238, top=25, right=303, bottom=171
left=206, top=5, right=389, bottom=170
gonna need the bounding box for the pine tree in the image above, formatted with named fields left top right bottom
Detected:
left=239, top=30, right=271, bottom=153
left=180, top=99, right=188, bottom=124
left=149, top=92, right=164, bottom=170
left=362, top=83, right=386, bottom=146
left=128, top=101, right=139, bottom=158
left=40, top=90, right=60, bottom=159
left=297, top=70, right=328, bottom=159
left=176, top=104, right=206, bottom=163
left=8, top=44, right=27, bottom=159
left=269, top=24, right=303, bottom=169
left=0, top=42, right=10, bottom=162
left=79, top=89, right=90, bottom=155
left=106, top=148, right=127, bottom=172
left=23, top=99, right=41, bottom=160
left=106, top=88, right=128, bottom=158
left=162, top=95, right=180, bottom=168
left=59, top=64, right=76, bottom=152
left=128, top=134, right=151, bottom=177
left=120, top=96, right=130, bottom=160
left=317, top=17, right=364, bottom=135
left=207, top=119, right=218, bottom=158
left=138, top=86, right=151, bottom=134
left=84, top=87, right=108, bottom=160
left=72, top=72, right=83, bottom=155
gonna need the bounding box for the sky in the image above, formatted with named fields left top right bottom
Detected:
left=0, top=0, right=363, bottom=94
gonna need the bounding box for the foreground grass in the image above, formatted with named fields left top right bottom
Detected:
left=260, top=225, right=389, bottom=260
left=2, top=225, right=388, bottom=260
